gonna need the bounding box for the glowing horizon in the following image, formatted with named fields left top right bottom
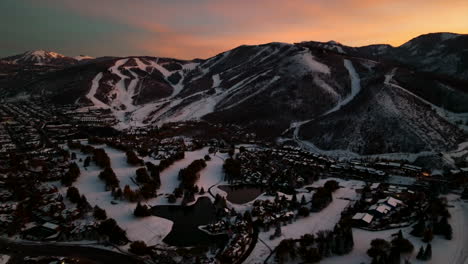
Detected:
left=1, top=0, right=467, bottom=59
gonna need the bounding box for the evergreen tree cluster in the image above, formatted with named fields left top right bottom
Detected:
left=126, top=150, right=144, bottom=166
left=311, top=180, right=340, bottom=211
left=93, top=205, right=107, bottom=220
left=134, top=202, right=151, bottom=217
left=66, top=187, right=91, bottom=212
left=416, top=244, right=432, bottom=261
left=159, top=151, right=185, bottom=171
left=135, top=167, right=160, bottom=199
left=129, top=240, right=148, bottom=255
left=67, top=140, right=95, bottom=154
left=84, top=156, right=91, bottom=167
left=93, top=148, right=111, bottom=168
left=178, top=159, right=207, bottom=189
left=367, top=230, right=414, bottom=264
left=98, top=167, right=120, bottom=189
left=123, top=185, right=138, bottom=202
left=275, top=222, right=354, bottom=263
left=61, top=162, right=81, bottom=186
left=411, top=197, right=453, bottom=241
left=66, top=186, right=81, bottom=203
left=223, top=158, right=241, bottom=182
left=146, top=162, right=162, bottom=189
left=97, top=218, right=128, bottom=244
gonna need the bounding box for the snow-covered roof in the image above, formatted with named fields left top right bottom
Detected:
left=352, top=212, right=374, bottom=223
left=370, top=204, right=391, bottom=214
left=42, top=222, right=59, bottom=230
left=378, top=196, right=403, bottom=207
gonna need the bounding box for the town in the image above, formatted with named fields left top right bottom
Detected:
left=1, top=99, right=467, bottom=264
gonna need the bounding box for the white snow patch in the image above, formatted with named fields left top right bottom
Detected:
left=212, top=74, right=221, bottom=88
left=314, top=77, right=341, bottom=100
left=322, top=59, right=361, bottom=116
left=0, top=255, right=10, bottom=264
left=293, top=51, right=330, bottom=74
left=86, top=73, right=109, bottom=109
left=74, top=55, right=94, bottom=61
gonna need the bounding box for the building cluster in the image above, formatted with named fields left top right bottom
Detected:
left=351, top=183, right=427, bottom=230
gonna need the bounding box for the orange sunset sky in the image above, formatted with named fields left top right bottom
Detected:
left=1, top=0, right=467, bottom=59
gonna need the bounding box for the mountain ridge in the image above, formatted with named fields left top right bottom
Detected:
left=0, top=32, right=467, bottom=156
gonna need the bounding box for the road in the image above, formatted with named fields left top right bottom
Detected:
left=0, top=239, right=143, bottom=264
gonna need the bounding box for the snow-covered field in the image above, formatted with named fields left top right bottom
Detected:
left=71, top=144, right=172, bottom=246
left=68, top=144, right=229, bottom=246
left=244, top=179, right=365, bottom=264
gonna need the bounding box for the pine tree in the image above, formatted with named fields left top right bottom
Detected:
left=423, top=244, right=432, bottom=260
left=129, top=240, right=148, bottom=255
left=410, top=218, right=425, bottom=237
left=134, top=202, right=150, bottom=217
left=84, top=156, right=91, bottom=167
left=416, top=246, right=424, bottom=260
left=93, top=206, right=107, bottom=220
left=78, top=195, right=91, bottom=212
left=422, top=228, right=433, bottom=243
left=66, top=186, right=81, bottom=203
left=300, top=195, right=306, bottom=205
left=444, top=223, right=453, bottom=240
left=388, top=246, right=401, bottom=264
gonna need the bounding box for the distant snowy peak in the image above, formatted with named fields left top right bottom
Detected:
left=74, top=55, right=95, bottom=61
left=2, top=50, right=77, bottom=66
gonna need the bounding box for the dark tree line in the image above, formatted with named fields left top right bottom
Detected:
left=134, top=202, right=151, bottom=217
left=159, top=151, right=185, bottom=171
left=178, top=159, right=207, bottom=189
left=97, top=218, right=128, bottom=245
left=61, top=162, right=81, bottom=186
left=66, top=187, right=91, bottom=212
left=93, top=205, right=107, bottom=220
left=145, top=162, right=161, bottom=189
left=411, top=197, right=453, bottom=242
left=126, top=150, right=144, bottom=166
left=129, top=241, right=148, bottom=255
left=367, top=230, right=414, bottom=264
left=223, top=158, right=241, bottom=182
left=93, top=148, right=111, bottom=168
left=67, top=140, right=96, bottom=155
left=416, top=244, right=432, bottom=261
left=98, top=167, right=120, bottom=189
left=275, top=222, right=354, bottom=264
left=311, top=180, right=339, bottom=211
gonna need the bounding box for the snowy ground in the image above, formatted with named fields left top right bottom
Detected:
left=71, top=144, right=172, bottom=246
left=68, top=144, right=229, bottom=246
left=321, top=194, right=468, bottom=264
left=244, top=179, right=365, bottom=264
left=0, top=255, right=10, bottom=264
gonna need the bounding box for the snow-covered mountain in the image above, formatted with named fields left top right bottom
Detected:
left=2, top=50, right=79, bottom=66
left=302, top=32, right=468, bottom=81
left=0, top=33, right=467, bottom=155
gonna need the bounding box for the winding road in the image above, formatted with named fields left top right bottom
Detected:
left=0, top=239, right=143, bottom=264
